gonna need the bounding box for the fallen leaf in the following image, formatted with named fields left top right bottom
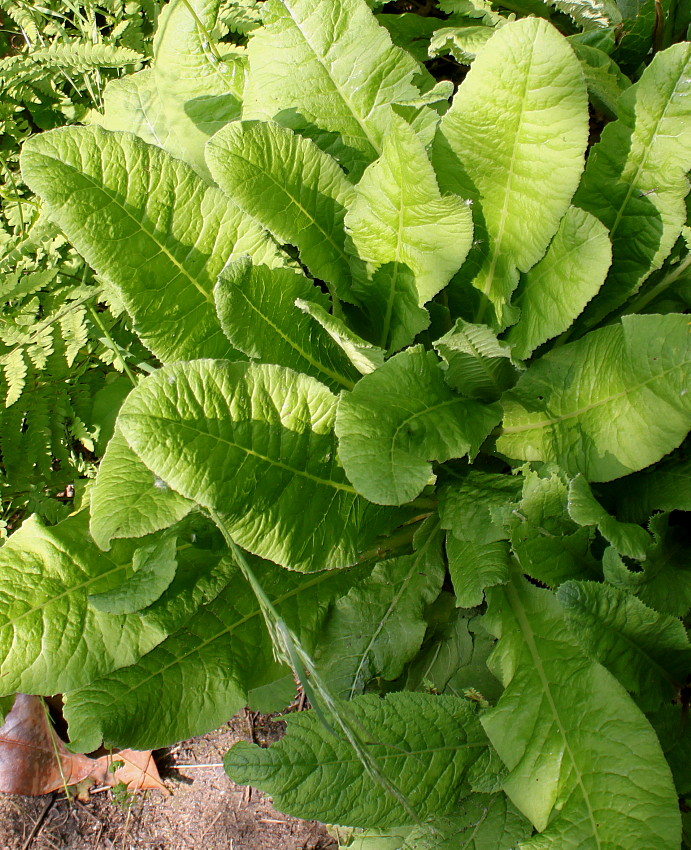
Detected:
left=0, top=694, right=94, bottom=794
left=0, top=694, right=168, bottom=796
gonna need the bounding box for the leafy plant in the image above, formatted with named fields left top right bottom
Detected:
left=2, top=0, right=691, bottom=847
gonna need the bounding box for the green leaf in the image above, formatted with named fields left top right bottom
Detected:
left=433, top=18, right=588, bottom=329
left=603, top=514, right=691, bottom=617
left=435, top=319, right=518, bottom=401
left=598, top=448, right=691, bottom=522
left=20, top=126, right=279, bottom=364
left=118, top=359, right=402, bottom=571
left=225, top=692, right=489, bottom=829
left=569, top=42, right=631, bottom=117
left=439, top=471, right=521, bottom=545
left=647, top=704, right=691, bottom=797
left=446, top=537, right=511, bottom=608
left=336, top=346, right=501, bottom=505
left=508, top=469, right=597, bottom=588
left=206, top=120, right=357, bottom=298
left=64, top=556, right=361, bottom=751
left=498, top=314, right=691, bottom=481
left=574, top=43, right=691, bottom=328
left=374, top=13, right=441, bottom=64
left=94, top=70, right=175, bottom=152
left=0, top=512, right=232, bottom=696
left=505, top=207, right=612, bottom=360
left=428, top=26, right=496, bottom=64
left=153, top=0, right=245, bottom=179
left=295, top=298, right=386, bottom=375
left=567, top=474, right=651, bottom=559
left=243, top=0, right=422, bottom=177
left=315, top=520, right=445, bottom=698
left=557, top=580, right=691, bottom=710
left=481, top=570, right=681, bottom=846
left=545, top=0, right=619, bottom=29
left=90, top=427, right=193, bottom=551
left=343, top=794, right=531, bottom=849
left=214, top=258, right=359, bottom=392
left=88, top=534, right=178, bottom=615
left=345, top=115, right=473, bottom=347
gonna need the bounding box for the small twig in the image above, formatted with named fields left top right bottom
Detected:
left=21, top=794, right=55, bottom=850
left=199, top=810, right=223, bottom=841
left=167, top=762, right=224, bottom=769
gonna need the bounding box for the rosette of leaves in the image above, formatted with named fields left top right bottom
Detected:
left=2, top=0, right=691, bottom=847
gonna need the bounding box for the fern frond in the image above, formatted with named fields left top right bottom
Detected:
left=1, top=348, right=27, bottom=407
left=0, top=0, right=40, bottom=45
left=29, top=41, right=144, bottom=71
left=59, top=303, right=88, bottom=367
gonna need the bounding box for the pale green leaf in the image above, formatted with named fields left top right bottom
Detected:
left=574, top=43, right=691, bottom=328
left=30, top=41, right=143, bottom=69
left=345, top=115, right=473, bottom=333
left=64, top=556, right=361, bottom=751
left=336, top=346, right=501, bottom=505
left=206, top=120, right=358, bottom=298
left=498, top=314, right=691, bottom=481
left=214, top=258, right=359, bottom=391
left=428, top=26, right=495, bottom=64
left=569, top=41, right=631, bottom=117
left=557, top=580, right=691, bottom=710
left=295, top=298, right=386, bottom=375
left=482, top=570, right=680, bottom=846
left=20, top=126, right=279, bottom=364
left=545, top=0, right=619, bottom=29
left=435, top=319, right=517, bottom=401
left=225, top=692, right=489, bottom=829
left=506, top=207, right=612, bottom=360
left=153, top=0, right=245, bottom=178
left=315, top=520, right=445, bottom=698
left=88, top=534, right=178, bottom=615
left=118, top=360, right=402, bottom=571
left=90, top=427, right=193, bottom=550
left=357, top=262, right=430, bottom=353
left=433, top=18, right=588, bottom=329
left=0, top=512, right=232, bottom=695
left=374, top=13, right=441, bottom=64
left=567, top=474, right=651, bottom=559
left=509, top=469, right=597, bottom=588
left=243, top=0, right=421, bottom=177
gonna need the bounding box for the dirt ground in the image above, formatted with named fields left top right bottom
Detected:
left=0, top=711, right=337, bottom=850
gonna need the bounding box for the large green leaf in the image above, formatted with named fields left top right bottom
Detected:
left=345, top=115, right=473, bottom=348
left=243, top=0, right=421, bottom=177
left=20, top=126, right=279, bottom=364
left=118, top=360, right=402, bottom=571
left=557, top=580, right=691, bottom=710
left=314, top=519, right=445, bottom=698
left=573, top=42, right=691, bottom=328
left=64, top=556, right=361, bottom=751
left=225, top=693, right=489, bottom=829
left=446, top=537, right=512, bottom=608
left=505, top=207, right=612, bottom=360
left=433, top=18, right=588, bottom=329
left=336, top=347, right=501, bottom=505
left=439, top=471, right=521, bottom=545
left=214, top=258, right=359, bottom=392
left=95, top=70, right=176, bottom=152
left=481, top=570, right=680, bottom=846
left=206, top=120, right=357, bottom=297
left=498, top=313, right=691, bottom=481
left=0, top=512, right=232, bottom=696
left=90, top=427, right=193, bottom=550
left=152, top=0, right=245, bottom=178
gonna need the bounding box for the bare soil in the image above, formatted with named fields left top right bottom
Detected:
left=0, top=711, right=337, bottom=850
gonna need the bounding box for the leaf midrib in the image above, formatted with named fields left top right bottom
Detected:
left=505, top=575, right=602, bottom=848
left=501, top=353, right=686, bottom=434
left=123, top=413, right=358, bottom=495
